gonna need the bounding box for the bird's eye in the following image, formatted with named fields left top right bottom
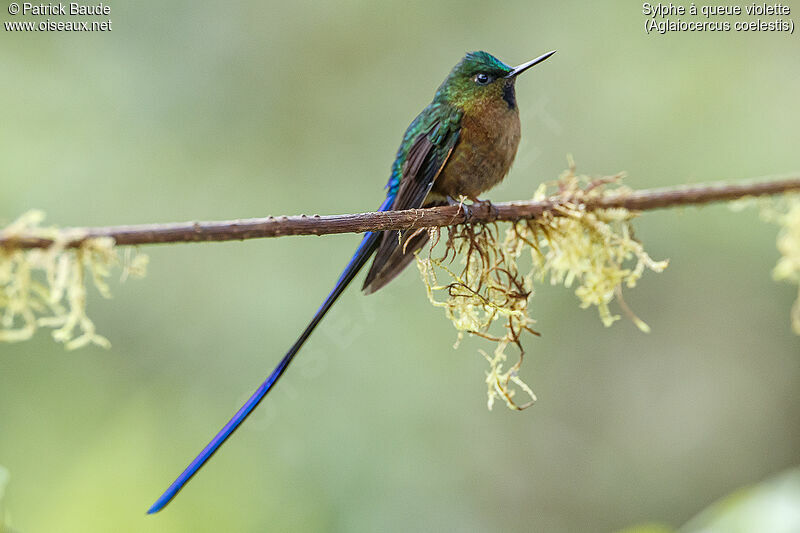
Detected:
left=474, top=73, right=492, bottom=85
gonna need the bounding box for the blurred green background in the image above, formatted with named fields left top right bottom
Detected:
left=1, top=1, right=799, bottom=531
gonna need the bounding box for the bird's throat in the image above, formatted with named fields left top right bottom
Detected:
left=502, top=82, right=516, bottom=110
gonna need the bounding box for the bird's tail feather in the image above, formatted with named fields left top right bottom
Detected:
left=147, top=198, right=392, bottom=514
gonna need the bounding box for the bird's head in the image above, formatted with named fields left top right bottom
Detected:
left=435, top=50, right=555, bottom=111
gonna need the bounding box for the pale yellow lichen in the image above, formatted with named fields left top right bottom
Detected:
left=417, top=222, right=539, bottom=410
left=527, top=170, right=668, bottom=329
left=0, top=211, right=147, bottom=349
left=731, top=193, right=800, bottom=334
left=764, top=197, right=800, bottom=334
left=416, top=164, right=668, bottom=410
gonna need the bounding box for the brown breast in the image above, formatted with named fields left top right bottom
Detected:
left=431, top=98, right=521, bottom=200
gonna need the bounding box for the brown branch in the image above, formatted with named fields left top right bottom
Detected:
left=3, top=176, right=799, bottom=250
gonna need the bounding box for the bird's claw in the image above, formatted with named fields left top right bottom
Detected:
left=446, top=196, right=475, bottom=223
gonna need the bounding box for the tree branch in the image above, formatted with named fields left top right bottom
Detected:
left=3, top=176, right=799, bottom=250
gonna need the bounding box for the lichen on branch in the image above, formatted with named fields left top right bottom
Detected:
left=1, top=170, right=798, bottom=412
left=764, top=197, right=800, bottom=334
left=416, top=165, right=668, bottom=410
left=0, top=211, right=147, bottom=349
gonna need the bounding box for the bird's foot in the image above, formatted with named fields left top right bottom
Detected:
left=446, top=196, right=499, bottom=223
left=471, top=198, right=500, bottom=221
left=446, top=196, right=475, bottom=223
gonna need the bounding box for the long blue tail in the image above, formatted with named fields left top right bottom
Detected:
left=147, top=200, right=391, bottom=514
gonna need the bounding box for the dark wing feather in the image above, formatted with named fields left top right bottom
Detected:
left=363, top=108, right=460, bottom=294
left=361, top=202, right=445, bottom=294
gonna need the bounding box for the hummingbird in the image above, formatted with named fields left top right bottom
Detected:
left=148, top=49, right=556, bottom=514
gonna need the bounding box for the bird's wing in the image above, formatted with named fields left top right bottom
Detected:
left=362, top=104, right=461, bottom=294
